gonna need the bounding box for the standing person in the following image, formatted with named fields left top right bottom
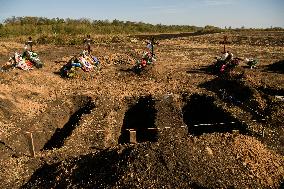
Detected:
left=84, top=34, right=92, bottom=54
left=25, top=36, right=33, bottom=51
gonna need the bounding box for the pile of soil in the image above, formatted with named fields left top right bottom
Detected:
left=22, top=134, right=284, bottom=189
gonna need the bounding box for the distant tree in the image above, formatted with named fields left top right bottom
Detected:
left=203, top=25, right=222, bottom=32
left=4, top=16, right=18, bottom=24
left=112, top=19, right=124, bottom=26
left=56, top=17, right=65, bottom=24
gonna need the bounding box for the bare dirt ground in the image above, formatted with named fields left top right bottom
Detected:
left=0, top=31, right=284, bottom=188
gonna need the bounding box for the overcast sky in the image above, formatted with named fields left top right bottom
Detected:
left=0, top=0, right=283, bottom=28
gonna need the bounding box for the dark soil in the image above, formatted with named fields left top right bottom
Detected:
left=267, top=60, right=284, bottom=74
left=43, top=96, right=95, bottom=150
left=119, top=96, right=158, bottom=144
left=182, top=94, right=249, bottom=136
left=0, top=31, right=284, bottom=188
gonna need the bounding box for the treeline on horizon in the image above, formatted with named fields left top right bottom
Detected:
left=0, top=16, right=205, bottom=36
left=0, top=16, right=283, bottom=45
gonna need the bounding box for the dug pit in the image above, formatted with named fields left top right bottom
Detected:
left=119, top=96, right=158, bottom=144
left=42, top=96, right=95, bottom=150
left=182, top=94, right=248, bottom=136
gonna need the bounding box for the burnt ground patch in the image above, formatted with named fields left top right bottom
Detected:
left=119, top=96, right=158, bottom=144
left=42, top=96, right=95, bottom=150
left=182, top=94, right=248, bottom=136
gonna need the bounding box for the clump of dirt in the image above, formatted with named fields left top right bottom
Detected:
left=22, top=134, right=284, bottom=189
